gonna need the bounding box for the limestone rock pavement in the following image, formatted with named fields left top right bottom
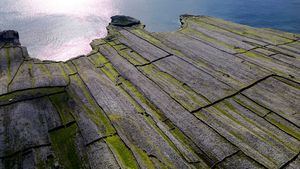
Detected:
left=0, top=15, right=299, bottom=169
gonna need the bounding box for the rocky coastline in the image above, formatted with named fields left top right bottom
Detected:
left=0, top=15, right=299, bottom=169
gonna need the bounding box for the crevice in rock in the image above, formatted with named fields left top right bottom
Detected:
left=7, top=60, right=25, bottom=92
left=274, top=74, right=300, bottom=86
left=241, top=92, right=300, bottom=128
left=191, top=74, right=275, bottom=113
left=279, top=152, right=299, bottom=169
left=48, top=120, right=77, bottom=133
left=0, top=143, right=51, bottom=159
left=85, top=133, right=117, bottom=147
left=210, top=150, right=241, bottom=169
left=179, top=31, right=251, bottom=55
left=0, top=86, right=66, bottom=106
left=135, top=54, right=173, bottom=67
left=194, top=19, right=286, bottom=46
left=123, top=27, right=172, bottom=55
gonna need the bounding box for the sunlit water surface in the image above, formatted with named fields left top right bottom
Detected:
left=1, top=0, right=299, bottom=61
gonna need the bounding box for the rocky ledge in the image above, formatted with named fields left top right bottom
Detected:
left=0, top=15, right=299, bottom=169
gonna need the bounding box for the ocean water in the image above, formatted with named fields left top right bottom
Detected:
left=0, top=0, right=299, bottom=61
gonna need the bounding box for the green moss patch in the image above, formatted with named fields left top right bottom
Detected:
left=67, top=75, right=116, bottom=136
left=49, top=124, right=85, bottom=169
left=105, top=135, right=139, bottom=169
left=49, top=93, right=74, bottom=125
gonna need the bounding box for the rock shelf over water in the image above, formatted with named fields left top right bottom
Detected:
left=0, top=15, right=299, bottom=169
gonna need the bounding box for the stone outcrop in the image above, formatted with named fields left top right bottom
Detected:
left=111, top=15, right=141, bottom=27
left=0, top=30, right=20, bottom=46
left=0, top=15, right=299, bottom=169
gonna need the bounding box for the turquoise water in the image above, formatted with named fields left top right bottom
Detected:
left=0, top=0, right=299, bottom=60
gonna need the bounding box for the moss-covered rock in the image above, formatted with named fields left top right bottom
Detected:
left=1, top=15, right=300, bottom=168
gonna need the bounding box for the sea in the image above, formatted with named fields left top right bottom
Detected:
left=0, top=0, right=299, bottom=61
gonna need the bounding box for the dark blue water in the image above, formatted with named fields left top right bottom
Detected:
left=121, top=0, right=300, bottom=33
left=1, top=0, right=299, bottom=60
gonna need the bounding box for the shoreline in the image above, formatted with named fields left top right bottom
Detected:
left=0, top=15, right=299, bottom=168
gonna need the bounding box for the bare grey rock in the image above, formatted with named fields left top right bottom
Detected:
left=0, top=30, right=20, bottom=45
left=111, top=15, right=141, bottom=27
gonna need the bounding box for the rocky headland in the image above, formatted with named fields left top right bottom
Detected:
left=0, top=15, right=299, bottom=169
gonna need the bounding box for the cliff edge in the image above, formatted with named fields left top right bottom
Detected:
left=0, top=15, right=299, bottom=169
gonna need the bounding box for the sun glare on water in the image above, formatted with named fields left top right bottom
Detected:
left=10, top=0, right=119, bottom=61
left=22, top=0, right=117, bottom=17
left=0, top=0, right=121, bottom=60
